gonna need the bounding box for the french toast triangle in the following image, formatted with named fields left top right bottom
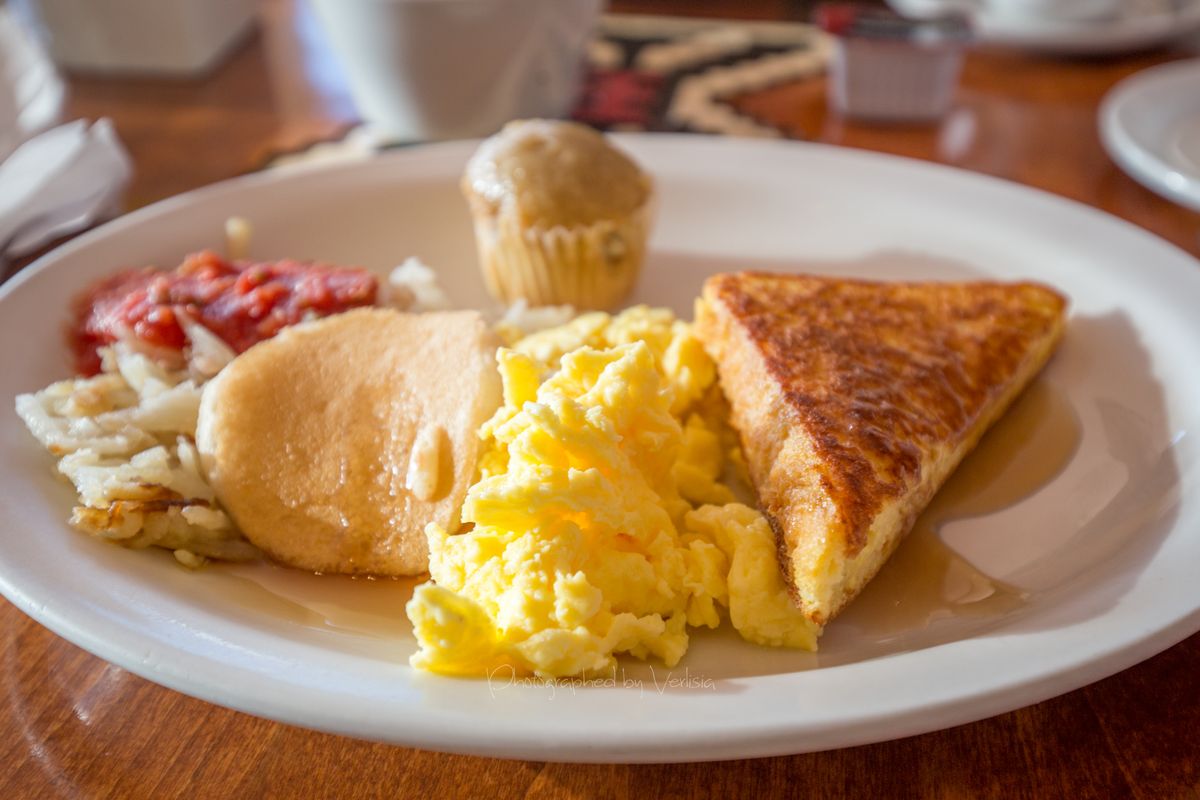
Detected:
left=694, top=272, right=1068, bottom=628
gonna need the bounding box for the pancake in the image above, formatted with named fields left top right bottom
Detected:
left=196, top=308, right=501, bottom=576
left=694, top=272, right=1067, bottom=626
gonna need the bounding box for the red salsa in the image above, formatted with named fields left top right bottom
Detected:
left=70, top=251, right=378, bottom=375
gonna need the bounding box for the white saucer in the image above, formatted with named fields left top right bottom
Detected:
left=888, top=0, right=1200, bottom=55
left=1101, top=59, right=1200, bottom=212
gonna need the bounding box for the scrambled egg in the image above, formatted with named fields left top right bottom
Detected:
left=406, top=306, right=817, bottom=678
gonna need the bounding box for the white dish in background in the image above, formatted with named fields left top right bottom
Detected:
left=2, top=136, right=1200, bottom=762
left=310, top=0, right=602, bottom=142
left=1101, top=59, right=1200, bottom=212
left=888, top=0, right=1200, bottom=54
left=14, top=0, right=256, bottom=76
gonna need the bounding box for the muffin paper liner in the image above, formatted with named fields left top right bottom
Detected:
left=471, top=189, right=656, bottom=310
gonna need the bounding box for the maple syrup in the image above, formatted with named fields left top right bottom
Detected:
left=838, top=380, right=1082, bottom=638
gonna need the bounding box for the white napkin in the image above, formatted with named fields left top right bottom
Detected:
left=0, top=118, right=132, bottom=260
left=0, top=5, right=66, bottom=160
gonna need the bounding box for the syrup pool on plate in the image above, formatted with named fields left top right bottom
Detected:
left=838, top=379, right=1082, bottom=639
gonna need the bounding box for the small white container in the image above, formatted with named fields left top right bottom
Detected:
left=830, top=39, right=964, bottom=121
left=12, top=0, right=257, bottom=76
left=818, top=4, right=971, bottom=123
left=309, top=0, right=603, bottom=142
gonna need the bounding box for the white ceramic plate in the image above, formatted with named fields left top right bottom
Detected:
left=3, top=136, right=1200, bottom=763
left=1101, top=59, right=1200, bottom=213
left=887, top=0, right=1200, bottom=54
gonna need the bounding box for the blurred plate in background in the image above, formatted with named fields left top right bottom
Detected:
left=1101, top=59, right=1200, bottom=213
left=888, top=0, right=1200, bottom=54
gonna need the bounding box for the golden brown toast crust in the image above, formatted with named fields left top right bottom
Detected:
left=696, top=272, right=1067, bottom=623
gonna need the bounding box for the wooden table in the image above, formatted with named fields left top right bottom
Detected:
left=5, top=1, right=1200, bottom=796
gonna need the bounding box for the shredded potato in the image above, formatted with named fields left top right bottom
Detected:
left=15, top=340, right=259, bottom=567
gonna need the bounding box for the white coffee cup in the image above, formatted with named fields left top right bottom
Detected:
left=311, top=0, right=603, bottom=142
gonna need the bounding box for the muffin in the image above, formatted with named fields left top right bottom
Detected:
left=461, top=119, right=654, bottom=310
